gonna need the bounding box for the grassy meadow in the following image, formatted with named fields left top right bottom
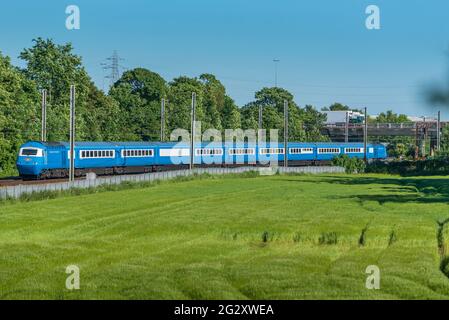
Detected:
left=2, top=173, right=449, bottom=299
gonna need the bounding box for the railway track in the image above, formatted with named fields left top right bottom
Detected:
left=0, top=177, right=84, bottom=187
left=0, top=173, right=110, bottom=187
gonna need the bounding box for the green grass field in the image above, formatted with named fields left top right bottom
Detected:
left=2, top=173, right=449, bottom=299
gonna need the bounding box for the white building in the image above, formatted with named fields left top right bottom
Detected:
left=322, top=111, right=365, bottom=124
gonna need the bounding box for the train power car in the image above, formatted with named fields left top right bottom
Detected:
left=16, top=141, right=387, bottom=179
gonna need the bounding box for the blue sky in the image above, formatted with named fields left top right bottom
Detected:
left=1, top=0, right=449, bottom=118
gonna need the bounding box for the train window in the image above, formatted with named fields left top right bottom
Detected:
left=289, top=148, right=314, bottom=154
left=318, top=148, right=340, bottom=154
left=21, top=148, right=38, bottom=156
left=344, top=148, right=364, bottom=153
left=20, top=148, right=45, bottom=157
left=80, top=149, right=115, bottom=159
left=122, top=149, right=154, bottom=158
left=160, top=148, right=190, bottom=157
left=195, top=148, right=223, bottom=156
left=228, top=148, right=255, bottom=155
left=289, top=148, right=300, bottom=154
left=259, top=148, right=284, bottom=155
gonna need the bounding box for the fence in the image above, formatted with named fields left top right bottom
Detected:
left=0, top=166, right=344, bottom=200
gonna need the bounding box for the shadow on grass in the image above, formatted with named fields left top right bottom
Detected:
left=279, top=175, right=449, bottom=205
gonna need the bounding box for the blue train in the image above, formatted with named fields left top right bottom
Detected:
left=16, top=141, right=387, bottom=179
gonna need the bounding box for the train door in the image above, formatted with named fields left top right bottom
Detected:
left=371, top=146, right=378, bottom=159
left=121, top=148, right=127, bottom=167
left=46, top=147, right=65, bottom=169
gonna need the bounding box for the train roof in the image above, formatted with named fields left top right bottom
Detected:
left=24, top=141, right=168, bottom=148
left=21, top=141, right=385, bottom=148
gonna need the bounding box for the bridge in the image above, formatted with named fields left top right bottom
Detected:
left=321, top=121, right=448, bottom=155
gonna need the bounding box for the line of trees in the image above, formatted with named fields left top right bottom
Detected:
left=0, top=38, right=330, bottom=175
left=3, top=38, right=449, bottom=175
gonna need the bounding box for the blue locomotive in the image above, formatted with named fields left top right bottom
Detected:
left=16, top=141, right=387, bottom=179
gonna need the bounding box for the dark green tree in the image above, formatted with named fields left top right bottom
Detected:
left=241, top=87, right=305, bottom=141
left=371, top=110, right=409, bottom=123
left=301, top=105, right=329, bottom=141
left=167, top=76, right=204, bottom=133
left=221, top=96, right=241, bottom=130
left=0, top=52, right=40, bottom=175
left=322, top=102, right=362, bottom=113
left=199, top=74, right=224, bottom=131
left=86, top=82, right=122, bottom=141
left=20, top=38, right=91, bottom=141
left=110, top=68, right=167, bottom=140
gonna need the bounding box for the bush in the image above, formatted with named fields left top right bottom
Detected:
left=292, top=232, right=301, bottom=243
left=387, top=142, right=416, bottom=159
left=261, top=231, right=271, bottom=243
left=318, top=232, right=338, bottom=245
left=359, top=223, right=369, bottom=246
left=388, top=229, right=397, bottom=246
left=332, top=155, right=366, bottom=174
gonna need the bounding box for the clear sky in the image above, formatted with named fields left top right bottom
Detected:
left=1, top=0, right=449, bottom=118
